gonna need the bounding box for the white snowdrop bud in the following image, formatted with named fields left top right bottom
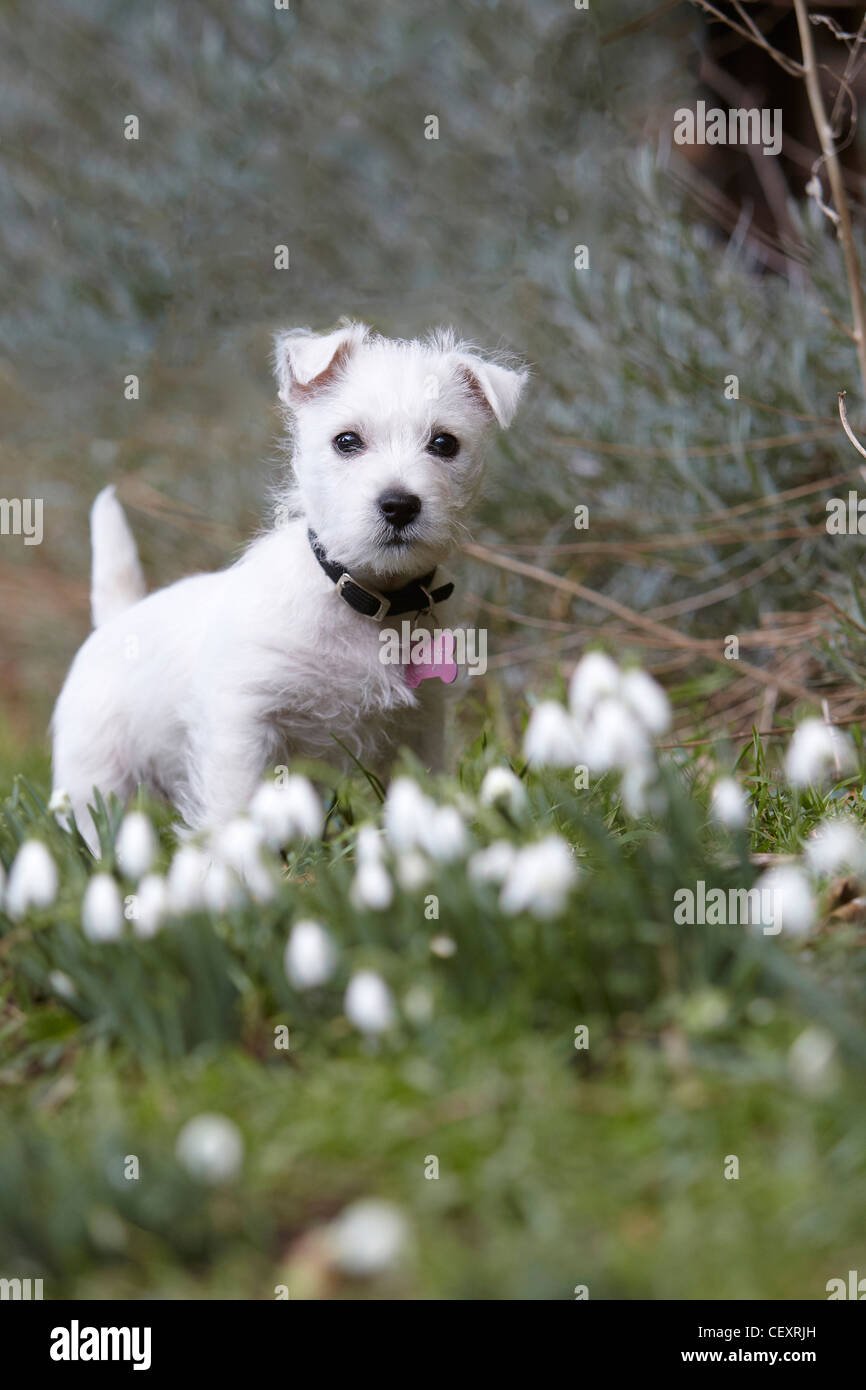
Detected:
left=500, top=836, right=578, bottom=919
left=584, top=697, right=651, bottom=773
left=351, top=859, right=394, bottom=911
left=6, top=841, right=59, bottom=919
left=82, top=873, right=124, bottom=941
left=282, top=775, right=324, bottom=839
left=327, top=1199, right=409, bottom=1277
left=344, top=970, right=396, bottom=1034
left=754, top=865, right=815, bottom=937
left=115, top=811, right=157, bottom=879
left=202, top=858, right=244, bottom=914
left=710, top=778, right=749, bottom=830
left=249, top=775, right=323, bottom=847
left=468, top=840, right=515, bottom=884
left=48, top=788, right=73, bottom=833
left=620, top=668, right=672, bottom=735
left=176, top=1114, right=243, bottom=1184
left=785, top=719, right=855, bottom=787
left=430, top=934, right=457, bottom=958
left=479, top=766, right=528, bottom=817
left=49, top=970, right=76, bottom=1001
left=356, top=825, right=386, bottom=864
left=523, top=701, right=583, bottom=767
left=805, top=817, right=866, bottom=876
left=215, top=819, right=275, bottom=903
left=284, top=919, right=338, bottom=990
left=396, top=850, right=432, bottom=891
left=133, top=873, right=168, bottom=938
left=166, top=846, right=210, bottom=914
left=424, top=806, right=468, bottom=862
left=568, top=651, right=621, bottom=718
left=787, top=1026, right=837, bottom=1095
left=384, top=778, right=433, bottom=852
left=403, top=985, right=434, bottom=1025
left=620, top=761, right=665, bottom=818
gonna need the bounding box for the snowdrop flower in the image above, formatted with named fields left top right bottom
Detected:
left=568, top=651, right=621, bottom=718
left=48, top=787, right=73, bottom=833
left=805, top=818, right=866, bottom=876
left=620, top=761, right=665, bottom=818
left=710, top=778, right=749, bottom=830
left=50, top=970, right=76, bottom=1000
left=754, top=864, right=815, bottom=937
left=403, top=985, right=434, bottom=1026
left=468, top=840, right=515, bottom=885
left=176, top=1114, right=243, bottom=1184
left=384, top=778, right=434, bottom=852
left=523, top=700, right=582, bottom=767
left=479, top=766, right=528, bottom=818
left=202, top=858, right=244, bottom=914
left=430, top=934, right=457, bottom=958
left=356, top=825, right=386, bottom=863
left=115, top=811, right=157, bottom=879
left=345, top=971, right=396, bottom=1034
left=396, top=850, right=432, bottom=891
left=249, top=775, right=323, bottom=848
left=785, top=719, right=855, bottom=787
left=132, top=873, right=168, bottom=938
left=620, top=668, right=672, bottom=736
left=5, top=841, right=58, bottom=919
left=584, top=697, right=651, bottom=773
left=351, top=858, right=394, bottom=911
left=500, top=836, right=578, bottom=918
left=214, top=819, right=275, bottom=903
left=0, top=858, right=4, bottom=907
left=350, top=825, right=394, bottom=907
left=327, top=1199, right=409, bottom=1277
left=284, top=919, right=337, bottom=989
left=166, top=845, right=210, bottom=914
left=423, top=805, right=468, bottom=863
left=82, top=873, right=124, bottom=942
left=787, top=1026, right=837, bottom=1095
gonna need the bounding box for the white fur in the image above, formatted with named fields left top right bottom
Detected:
left=51, top=324, right=526, bottom=853
left=89, top=485, right=146, bottom=626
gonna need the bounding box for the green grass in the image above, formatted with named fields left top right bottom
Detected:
left=2, top=694, right=865, bottom=1300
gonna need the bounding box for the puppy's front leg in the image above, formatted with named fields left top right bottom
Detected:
left=185, top=707, right=271, bottom=833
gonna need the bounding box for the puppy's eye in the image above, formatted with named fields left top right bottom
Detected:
left=427, top=432, right=459, bottom=458
left=333, top=431, right=365, bottom=455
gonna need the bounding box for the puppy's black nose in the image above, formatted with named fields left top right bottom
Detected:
left=378, top=491, right=421, bottom=529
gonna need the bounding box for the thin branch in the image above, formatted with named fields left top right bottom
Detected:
left=830, top=13, right=866, bottom=131
left=795, top=0, right=866, bottom=400
left=690, top=0, right=806, bottom=76
left=838, top=389, right=866, bottom=457
left=462, top=540, right=816, bottom=702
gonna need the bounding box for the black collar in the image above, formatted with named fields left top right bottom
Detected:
left=308, top=529, right=454, bottom=621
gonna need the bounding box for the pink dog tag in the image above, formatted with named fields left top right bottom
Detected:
left=404, top=629, right=459, bottom=688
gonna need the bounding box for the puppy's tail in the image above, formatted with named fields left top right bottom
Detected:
left=90, top=486, right=146, bottom=628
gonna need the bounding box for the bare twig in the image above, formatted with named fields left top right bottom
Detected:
left=794, top=0, right=866, bottom=400
left=838, top=389, right=866, bottom=457
left=690, top=0, right=806, bottom=76
left=462, top=540, right=816, bottom=702
left=829, top=14, right=866, bottom=132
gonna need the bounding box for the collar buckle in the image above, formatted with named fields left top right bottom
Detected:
left=336, top=572, right=391, bottom=621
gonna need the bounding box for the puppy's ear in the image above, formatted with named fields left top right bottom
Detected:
left=455, top=352, right=528, bottom=429
left=273, top=322, right=369, bottom=403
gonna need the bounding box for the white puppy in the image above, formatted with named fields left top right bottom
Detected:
left=51, top=322, right=526, bottom=853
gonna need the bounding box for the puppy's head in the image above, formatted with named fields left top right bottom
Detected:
left=273, top=322, right=527, bottom=583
